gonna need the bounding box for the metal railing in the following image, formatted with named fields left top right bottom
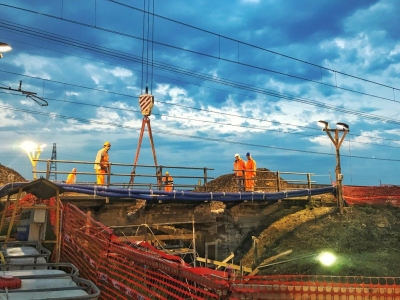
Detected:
left=233, top=168, right=331, bottom=192
left=33, top=159, right=214, bottom=191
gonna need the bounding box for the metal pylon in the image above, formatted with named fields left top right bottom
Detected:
left=50, top=143, right=57, bottom=181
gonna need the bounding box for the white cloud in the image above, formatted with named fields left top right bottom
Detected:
left=109, top=67, right=133, bottom=78
left=12, top=54, right=52, bottom=79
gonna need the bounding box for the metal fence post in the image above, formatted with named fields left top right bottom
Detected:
left=204, top=168, right=208, bottom=192
left=107, top=163, right=111, bottom=187
left=276, top=171, right=281, bottom=192
left=46, top=159, right=50, bottom=180
left=307, top=173, right=312, bottom=205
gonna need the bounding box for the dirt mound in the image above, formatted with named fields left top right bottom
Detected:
left=206, top=168, right=291, bottom=192
left=240, top=205, right=400, bottom=277
left=0, top=164, right=27, bottom=186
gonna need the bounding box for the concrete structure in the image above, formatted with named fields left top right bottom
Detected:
left=61, top=195, right=290, bottom=262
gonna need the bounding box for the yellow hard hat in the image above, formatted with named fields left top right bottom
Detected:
left=165, top=171, right=169, bottom=175
left=104, top=141, right=111, bottom=147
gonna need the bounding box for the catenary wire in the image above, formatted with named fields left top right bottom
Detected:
left=1, top=69, right=400, bottom=148
left=0, top=19, right=398, bottom=126
left=0, top=3, right=399, bottom=104
left=1, top=102, right=399, bottom=163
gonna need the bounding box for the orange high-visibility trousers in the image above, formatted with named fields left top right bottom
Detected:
left=245, top=176, right=255, bottom=191
left=96, top=169, right=107, bottom=185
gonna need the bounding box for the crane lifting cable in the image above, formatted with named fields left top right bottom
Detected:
left=130, top=0, right=158, bottom=188
left=0, top=80, right=48, bottom=106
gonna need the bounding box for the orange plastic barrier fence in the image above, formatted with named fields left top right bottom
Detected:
left=60, top=203, right=400, bottom=300
left=343, top=185, right=400, bottom=207
left=1, top=194, right=37, bottom=235
left=228, top=275, right=400, bottom=299
left=61, top=204, right=227, bottom=299
left=5, top=194, right=400, bottom=299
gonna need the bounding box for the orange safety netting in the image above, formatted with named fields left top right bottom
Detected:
left=2, top=191, right=400, bottom=299
left=227, top=275, right=400, bottom=299
left=1, top=194, right=38, bottom=235
left=343, top=185, right=400, bottom=207
left=60, top=204, right=226, bottom=299
left=59, top=203, right=400, bottom=300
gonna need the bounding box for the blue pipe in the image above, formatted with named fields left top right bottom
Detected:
left=0, top=182, right=335, bottom=203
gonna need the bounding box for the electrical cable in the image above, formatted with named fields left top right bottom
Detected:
left=1, top=102, right=400, bottom=163
left=2, top=80, right=400, bottom=149
left=0, top=3, right=399, bottom=104
left=0, top=20, right=399, bottom=129
left=1, top=3, right=400, bottom=168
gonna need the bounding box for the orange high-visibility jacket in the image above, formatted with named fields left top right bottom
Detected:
left=66, top=173, right=76, bottom=184
left=245, top=158, right=257, bottom=177
left=162, top=175, right=174, bottom=191
left=94, top=148, right=109, bottom=171
left=233, top=158, right=246, bottom=176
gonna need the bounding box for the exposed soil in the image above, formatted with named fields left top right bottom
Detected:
left=236, top=205, right=400, bottom=277
left=0, top=164, right=27, bottom=186
left=1, top=165, right=399, bottom=277
left=205, top=169, right=400, bottom=277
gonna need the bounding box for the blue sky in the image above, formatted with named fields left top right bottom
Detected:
left=1, top=0, right=400, bottom=187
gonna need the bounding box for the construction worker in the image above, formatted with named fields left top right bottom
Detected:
left=162, top=171, right=174, bottom=192
left=128, top=170, right=136, bottom=187
left=233, top=153, right=246, bottom=192
left=94, top=141, right=111, bottom=185
left=245, top=152, right=257, bottom=191
left=66, top=168, right=77, bottom=184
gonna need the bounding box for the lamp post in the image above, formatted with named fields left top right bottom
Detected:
left=0, top=42, right=12, bottom=58
left=318, top=121, right=349, bottom=214
left=21, top=141, right=46, bottom=180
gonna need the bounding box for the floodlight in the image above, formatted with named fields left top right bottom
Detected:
left=316, top=251, right=336, bottom=266
left=0, top=42, right=12, bottom=52
left=20, top=141, right=46, bottom=180
left=317, top=120, right=329, bottom=129
left=336, top=122, right=349, bottom=131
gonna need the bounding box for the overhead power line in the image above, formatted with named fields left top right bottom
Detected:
left=0, top=4, right=399, bottom=104
left=1, top=19, right=399, bottom=128
left=2, top=65, right=400, bottom=149
left=1, top=4, right=400, bottom=165
left=1, top=103, right=399, bottom=163
left=107, top=0, right=400, bottom=94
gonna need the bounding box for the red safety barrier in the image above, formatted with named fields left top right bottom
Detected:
left=228, top=275, right=400, bottom=299
left=343, top=185, right=400, bottom=207
left=60, top=203, right=226, bottom=299
left=4, top=194, right=400, bottom=299
left=59, top=203, right=400, bottom=300
left=1, top=193, right=37, bottom=230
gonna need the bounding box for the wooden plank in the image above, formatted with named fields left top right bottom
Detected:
left=216, top=252, right=235, bottom=270
left=115, top=233, right=193, bottom=242
left=249, top=249, right=293, bottom=276
left=196, top=257, right=252, bottom=273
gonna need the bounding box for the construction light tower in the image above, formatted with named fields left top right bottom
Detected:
left=318, top=120, right=349, bottom=214
left=50, top=143, right=57, bottom=181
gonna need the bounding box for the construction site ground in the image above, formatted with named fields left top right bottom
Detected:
left=206, top=168, right=400, bottom=277
left=1, top=164, right=399, bottom=278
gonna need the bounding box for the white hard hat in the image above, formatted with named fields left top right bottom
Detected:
left=234, top=153, right=240, bottom=157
